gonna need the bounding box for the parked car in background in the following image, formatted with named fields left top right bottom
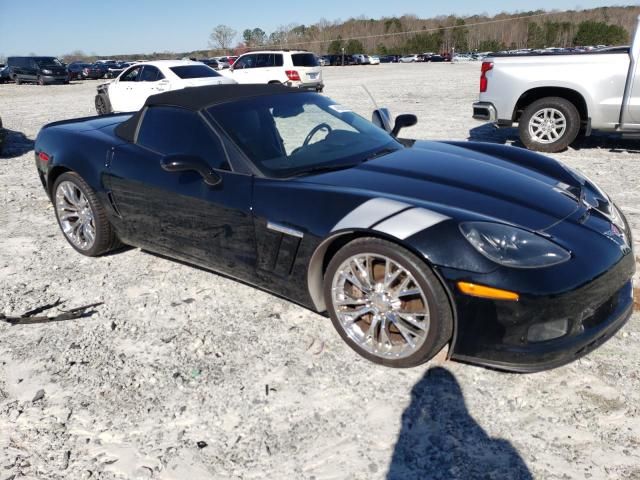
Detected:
left=214, top=57, right=231, bottom=69
left=317, top=55, right=328, bottom=67
left=106, top=62, right=129, bottom=78
left=219, top=56, right=238, bottom=66
left=8, top=56, right=68, bottom=85
left=67, top=62, right=92, bottom=80
left=95, top=60, right=236, bottom=114
left=35, top=84, right=635, bottom=371
left=220, top=50, right=323, bottom=92
left=352, top=54, right=370, bottom=65
left=380, top=55, right=401, bottom=63
left=325, top=54, right=356, bottom=66
left=429, top=54, right=446, bottom=62
left=83, top=63, right=110, bottom=80
left=473, top=18, right=640, bottom=153
left=369, top=55, right=381, bottom=65
left=400, top=54, right=419, bottom=63
left=0, top=65, right=13, bottom=83
left=199, top=59, right=221, bottom=70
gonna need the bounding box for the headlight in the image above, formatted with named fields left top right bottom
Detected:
left=460, top=222, right=571, bottom=268
left=42, top=69, right=52, bottom=74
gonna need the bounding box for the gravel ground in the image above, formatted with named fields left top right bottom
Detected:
left=1, top=63, right=639, bottom=480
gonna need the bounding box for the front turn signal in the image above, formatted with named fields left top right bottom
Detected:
left=457, top=282, right=519, bottom=301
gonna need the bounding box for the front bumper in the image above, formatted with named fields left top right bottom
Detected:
left=472, top=101, right=497, bottom=122
left=444, top=250, right=635, bottom=373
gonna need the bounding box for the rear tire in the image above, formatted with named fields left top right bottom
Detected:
left=38, top=76, right=45, bottom=86
left=53, top=172, right=120, bottom=256
left=518, top=97, right=580, bottom=153
left=323, top=237, right=453, bottom=368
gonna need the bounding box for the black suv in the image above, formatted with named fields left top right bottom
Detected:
left=8, top=56, right=68, bottom=85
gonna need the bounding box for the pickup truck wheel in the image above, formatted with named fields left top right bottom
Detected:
left=519, top=97, right=580, bottom=153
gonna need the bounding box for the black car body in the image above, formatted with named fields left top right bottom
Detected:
left=380, top=55, right=401, bottom=63
left=0, top=115, right=6, bottom=154
left=8, top=56, right=68, bottom=85
left=34, top=85, right=635, bottom=371
left=0, top=65, right=12, bottom=83
left=83, top=63, right=109, bottom=79
left=67, top=62, right=92, bottom=80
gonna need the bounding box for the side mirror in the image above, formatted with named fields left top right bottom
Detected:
left=372, top=108, right=392, bottom=133
left=160, top=154, right=221, bottom=186
left=391, top=114, right=418, bottom=137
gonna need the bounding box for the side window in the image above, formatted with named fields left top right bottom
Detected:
left=235, top=54, right=256, bottom=69
left=139, top=66, right=164, bottom=82
left=136, top=107, right=230, bottom=170
left=120, top=66, right=142, bottom=82
left=273, top=54, right=284, bottom=67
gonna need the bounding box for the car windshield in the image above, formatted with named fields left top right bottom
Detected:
left=170, top=65, right=220, bottom=79
left=36, top=57, right=63, bottom=67
left=207, top=93, right=402, bottom=178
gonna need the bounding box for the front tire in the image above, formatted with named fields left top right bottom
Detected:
left=518, top=97, right=580, bottom=153
left=95, top=93, right=111, bottom=115
left=323, top=237, right=453, bottom=368
left=53, top=172, right=120, bottom=256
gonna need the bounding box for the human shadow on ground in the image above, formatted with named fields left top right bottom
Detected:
left=468, top=122, right=640, bottom=153
left=387, top=367, right=532, bottom=480
left=1, top=128, right=35, bottom=158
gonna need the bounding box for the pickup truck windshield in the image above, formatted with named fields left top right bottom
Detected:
left=207, top=93, right=401, bottom=178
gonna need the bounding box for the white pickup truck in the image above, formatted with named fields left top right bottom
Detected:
left=472, top=16, right=640, bottom=153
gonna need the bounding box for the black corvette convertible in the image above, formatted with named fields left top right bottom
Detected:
left=34, top=85, right=635, bottom=371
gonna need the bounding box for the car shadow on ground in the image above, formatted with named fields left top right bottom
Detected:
left=386, top=367, right=532, bottom=480
left=1, top=129, right=35, bottom=158
left=468, top=123, right=640, bottom=153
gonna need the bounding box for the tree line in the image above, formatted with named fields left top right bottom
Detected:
left=55, top=5, right=639, bottom=62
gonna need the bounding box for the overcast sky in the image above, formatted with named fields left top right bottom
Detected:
left=0, top=0, right=634, bottom=56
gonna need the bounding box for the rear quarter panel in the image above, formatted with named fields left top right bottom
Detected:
left=481, top=53, right=629, bottom=129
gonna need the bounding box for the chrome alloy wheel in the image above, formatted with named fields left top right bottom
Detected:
left=528, top=107, right=567, bottom=144
left=55, top=181, right=96, bottom=250
left=331, top=253, right=430, bottom=359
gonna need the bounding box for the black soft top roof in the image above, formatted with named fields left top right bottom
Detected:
left=115, top=84, right=303, bottom=142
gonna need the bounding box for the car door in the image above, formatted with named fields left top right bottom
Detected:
left=27, top=58, right=39, bottom=82
left=132, top=65, right=168, bottom=110
left=109, top=65, right=143, bottom=112
left=104, top=106, right=256, bottom=277
left=228, top=54, right=256, bottom=84
left=626, top=52, right=640, bottom=124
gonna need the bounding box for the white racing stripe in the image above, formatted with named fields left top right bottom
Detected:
left=373, top=207, right=449, bottom=239
left=331, top=198, right=410, bottom=232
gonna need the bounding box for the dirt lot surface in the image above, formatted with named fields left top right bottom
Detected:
left=1, top=63, right=639, bottom=480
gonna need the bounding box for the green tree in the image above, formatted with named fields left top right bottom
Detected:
left=243, top=28, right=266, bottom=47
left=345, top=39, right=364, bottom=54
left=574, top=21, right=628, bottom=45
left=328, top=36, right=343, bottom=55
left=451, top=18, right=469, bottom=51
left=527, top=22, right=545, bottom=48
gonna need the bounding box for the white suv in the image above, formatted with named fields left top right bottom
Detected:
left=220, top=50, right=324, bottom=92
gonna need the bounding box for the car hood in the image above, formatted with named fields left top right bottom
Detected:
left=301, top=140, right=587, bottom=231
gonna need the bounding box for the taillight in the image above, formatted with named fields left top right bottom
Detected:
left=285, top=70, right=301, bottom=81
left=38, top=151, right=50, bottom=162
left=480, top=61, right=493, bottom=93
